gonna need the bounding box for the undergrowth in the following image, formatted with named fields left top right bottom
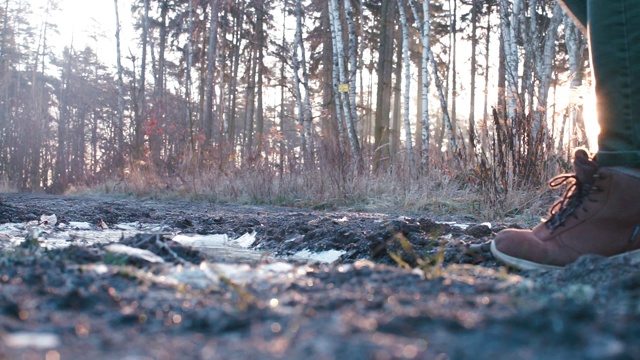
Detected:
left=70, top=110, right=584, bottom=226
left=71, top=155, right=555, bottom=227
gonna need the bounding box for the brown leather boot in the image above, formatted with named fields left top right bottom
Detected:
left=491, top=149, right=640, bottom=270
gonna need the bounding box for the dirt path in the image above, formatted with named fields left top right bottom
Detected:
left=0, top=193, right=639, bottom=359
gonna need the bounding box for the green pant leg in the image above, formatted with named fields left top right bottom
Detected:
left=559, top=0, right=640, bottom=167
left=589, top=0, right=640, bottom=167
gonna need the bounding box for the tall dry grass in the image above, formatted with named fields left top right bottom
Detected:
left=75, top=108, right=582, bottom=226
left=84, top=149, right=563, bottom=227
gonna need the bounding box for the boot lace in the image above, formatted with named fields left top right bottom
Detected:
left=544, top=173, right=601, bottom=230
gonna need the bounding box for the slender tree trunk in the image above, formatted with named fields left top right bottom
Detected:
left=391, top=27, right=402, bottom=159
left=137, top=0, right=150, bottom=158
left=373, top=0, right=396, bottom=170
left=244, top=46, right=257, bottom=157
left=415, top=56, right=423, bottom=157
left=450, top=0, right=457, bottom=156
left=255, top=3, right=265, bottom=157
left=113, top=0, right=124, bottom=170
left=428, top=49, right=457, bottom=156
left=396, top=0, right=414, bottom=168
left=329, top=0, right=360, bottom=162
left=329, top=5, right=346, bottom=154
left=344, top=0, right=359, bottom=140
left=499, top=0, right=521, bottom=117
left=294, top=0, right=314, bottom=164
left=533, top=4, right=563, bottom=142
left=279, top=10, right=287, bottom=179
left=321, top=2, right=337, bottom=145
left=468, top=0, right=478, bottom=162
left=204, top=0, right=220, bottom=148
left=56, top=48, right=73, bottom=185
left=227, top=7, right=245, bottom=151
left=292, top=0, right=307, bottom=160
left=408, top=0, right=431, bottom=169
left=185, top=0, right=195, bottom=152
left=482, top=2, right=492, bottom=137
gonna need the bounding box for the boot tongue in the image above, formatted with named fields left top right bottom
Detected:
left=573, top=149, right=598, bottom=184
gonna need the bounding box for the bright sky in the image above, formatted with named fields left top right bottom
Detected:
left=45, top=0, right=135, bottom=68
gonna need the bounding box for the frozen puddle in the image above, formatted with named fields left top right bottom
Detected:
left=0, top=215, right=348, bottom=289
left=0, top=215, right=345, bottom=265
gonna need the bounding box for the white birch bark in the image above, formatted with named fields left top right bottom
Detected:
left=522, top=0, right=537, bottom=113
left=185, top=0, right=195, bottom=151
left=396, top=0, right=414, bottom=167
left=499, top=0, right=521, bottom=116
left=408, top=0, right=456, bottom=155
left=204, top=0, right=220, bottom=146
left=295, top=0, right=314, bottom=162
left=329, top=0, right=360, bottom=160
left=409, top=0, right=458, bottom=153
left=327, top=0, right=346, bottom=152
left=331, top=40, right=346, bottom=153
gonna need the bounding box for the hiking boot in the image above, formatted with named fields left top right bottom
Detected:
left=491, top=149, right=640, bottom=270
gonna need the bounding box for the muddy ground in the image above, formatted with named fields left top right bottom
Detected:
left=0, top=192, right=639, bottom=359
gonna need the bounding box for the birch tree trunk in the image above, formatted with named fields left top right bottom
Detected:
left=468, top=0, right=478, bottom=162
left=321, top=2, right=337, bottom=144
left=185, top=0, right=195, bottom=152
left=449, top=0, right=457, bottom=156
left=255, top=5, right=265, bottom=157
left=327, top=1, right=346, bottom=153
left=279, top=7, right=288, bottom=178
left=113, top=0, right=125, bottom=170
left=226, top=8, right=245, bottom=150
left=482, top=2, right=492, bottom=137
left=499, top=0, right=521, bottom=117
left=203, top=0, right=220, bottom=148
left=391, top=28, right=402, bottom=158
left=294, top=0, right=314, bottom=164
left=137, top=0, right=150, bottom=158
left=521, top=0, right=537, bottom=114
left=396, top=0, right=414, bottom=168
left=329, top=0, right=360, bottom=162
left=344, top=0, right=359, bottom=139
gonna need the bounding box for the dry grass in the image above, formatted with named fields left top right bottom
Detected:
left=73, top=150, right=560, bottom=226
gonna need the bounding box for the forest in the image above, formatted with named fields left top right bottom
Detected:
left=0, top=0, right=591, bottom=217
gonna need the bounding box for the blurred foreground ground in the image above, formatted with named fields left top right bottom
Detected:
left=0, top=193, right=638, bottom=359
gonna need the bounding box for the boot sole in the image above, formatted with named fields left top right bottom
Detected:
left=490, top=241, right=640, bottom=270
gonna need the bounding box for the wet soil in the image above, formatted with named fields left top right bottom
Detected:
left=1, top=193, right=639, bottom=359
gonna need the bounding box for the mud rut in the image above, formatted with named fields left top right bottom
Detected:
left=0, top=193, right=639, bottom=359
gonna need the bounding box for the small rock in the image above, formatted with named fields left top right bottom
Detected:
left=465, top=224, right=492, bottom=238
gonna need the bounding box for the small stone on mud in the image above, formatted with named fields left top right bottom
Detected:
left=465, top=224, right=492, bottom=238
